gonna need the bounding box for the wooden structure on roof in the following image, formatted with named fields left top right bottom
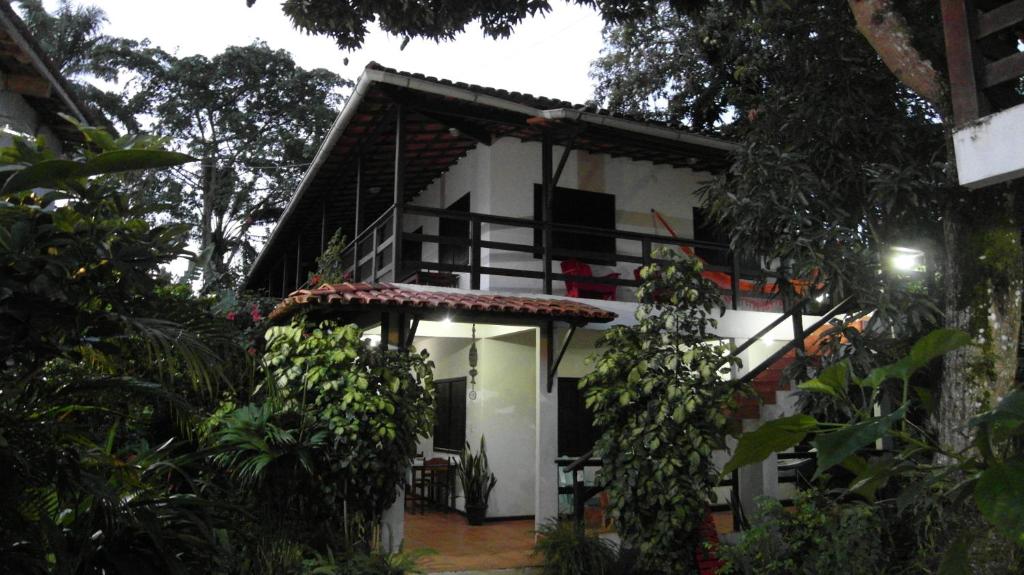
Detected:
left=941, top=0, right=1024, bottom=187
left=0, top=0, right=97, bottom=146
left=245, top=62, right=738, bottom=296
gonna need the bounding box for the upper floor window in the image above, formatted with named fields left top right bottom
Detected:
left=439, top=193, right=470, bottom=267
left=533, top=185, right=616, bottom=263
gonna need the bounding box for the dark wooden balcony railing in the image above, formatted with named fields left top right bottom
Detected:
left=336, top=203, right=789, bottom=310
left=942, top=0, right=1024, bottom=126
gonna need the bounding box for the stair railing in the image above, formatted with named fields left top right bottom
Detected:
left=733, top=295, right=855, bottom=386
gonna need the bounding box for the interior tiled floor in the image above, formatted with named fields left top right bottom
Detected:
left=404, top=512, right=541, bottom=573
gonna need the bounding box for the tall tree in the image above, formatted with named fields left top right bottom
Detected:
left=17, top=0, right=147, bottom=130
left=252, top=0, right=1023, bottom=454
left=22, top=2, right=349, bottom=292
left=124, top=43, right=348, bottom=292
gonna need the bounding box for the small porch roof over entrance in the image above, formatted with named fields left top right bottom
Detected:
left=268, top=282, right=618, bottom=326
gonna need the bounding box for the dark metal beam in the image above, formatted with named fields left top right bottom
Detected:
left=541, top=132, right=554, bottom=295
left=548, top=324, right=578, bottom=389
left=551, top=136, right=574, bottom=189
left=353, top=155, right=363, bottom=280
left=393, top=104, right=406, bottom=282
left=406, top=316, right=420, bottom=349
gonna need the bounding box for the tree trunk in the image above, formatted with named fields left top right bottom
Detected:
left=847, top=0, right=946, bottom=110
left=846, top=0, right=1023, bottom=455
left=939, top=187, right=1022, bottom=452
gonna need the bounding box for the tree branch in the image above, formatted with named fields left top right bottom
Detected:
left=848, top=0, right=947, bottom=111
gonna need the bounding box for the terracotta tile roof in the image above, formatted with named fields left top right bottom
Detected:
left=365, top=61, right=690, bottom=132
left=268, top=283, right=617, bottom=324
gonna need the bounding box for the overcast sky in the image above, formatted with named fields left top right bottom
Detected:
left=75, top=1, right=607, bottom=105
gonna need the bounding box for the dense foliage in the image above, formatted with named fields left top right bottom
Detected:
left=579, top=250, right=742, bottom=573
left=594, top=1, right=945, bottom=327
left=725, top=329, right=1024, bottom=571
left=718, top=492, right=889, bottom=575
left=0, top=125, right=242, bottom=573
left=18, top=0, right=146, bottom=129
left=0, top=124, right=435, bottom=573
left=533, top=520, right=618, bottom=575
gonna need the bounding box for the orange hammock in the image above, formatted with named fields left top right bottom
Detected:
left=650, top=210, right=818, bottom=296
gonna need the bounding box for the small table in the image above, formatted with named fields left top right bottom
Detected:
left=409, top=460, right=455, bottom=514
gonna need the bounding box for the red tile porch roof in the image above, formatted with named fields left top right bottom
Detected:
left=268, top=283, right=618, bottom=324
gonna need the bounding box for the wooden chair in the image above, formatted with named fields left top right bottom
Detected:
left=561, top=259, right=619, bottom=301
left=411, top=457, right=455, bottom=514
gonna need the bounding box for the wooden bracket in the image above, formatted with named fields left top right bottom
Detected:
left=547, top=324, right=577, bottom=392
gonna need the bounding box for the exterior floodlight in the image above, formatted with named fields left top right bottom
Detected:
left=889, top=247, right=925, bottom=273
left=441, top=316, right=452, bottom=324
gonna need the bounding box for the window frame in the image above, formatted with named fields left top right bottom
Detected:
left=533, top=184, right=617, bottom=264
left=432, top=377, right=467, bottom=453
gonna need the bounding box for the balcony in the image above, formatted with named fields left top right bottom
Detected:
left=334, top=203, right=789, bottom=312
left=942, top=0, right=1024, bottom=188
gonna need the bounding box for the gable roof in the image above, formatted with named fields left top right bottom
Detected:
left=0, top=1, right=99, bottom=146
left=245, top=62, right=737, bottom=290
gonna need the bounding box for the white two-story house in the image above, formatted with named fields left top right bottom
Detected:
left=245, top=63, right=836, bottom=557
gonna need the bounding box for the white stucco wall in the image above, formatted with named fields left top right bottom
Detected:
left=0, top=84, right=64, bottom=156
left=404, top=136, right=716, bottom=295
left=413, top=329, right=538, bottom=519
left=953, top=103, right=1024, bottom=188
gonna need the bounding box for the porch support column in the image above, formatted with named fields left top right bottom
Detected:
left=541, top=132, right=554, bottom=295
left=353, top=156, right=363, bottom=280
left=392, top=104, right=406, bottom=283
left=379, top=299, right=406, bottom=554
left=535, top=323, right=559, bottom=531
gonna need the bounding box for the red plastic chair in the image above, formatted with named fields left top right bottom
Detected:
left=561, top=259, right=619, bottom=301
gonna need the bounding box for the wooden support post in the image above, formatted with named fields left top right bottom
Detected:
left=731, top=254, right=741, bottom=311
left=535, top=323, right=558, bottom=531
left=941, top=0, right=986, bottom=124
left=371, top=225, right=380, bottom=281
left=320, top=199, right=327, bottom=255
left=380, top=312, right=391, bottom=348
left=354, top=156, right=363, bottom=281
left=295, top=241, right=302, bottom=290
left=471, top=216, right=482, bottom=290
left=281, top=255, right=288, bottom=296
left=392, top=105, right=406, bottom=283
left=552, top=139, right=573, bottom=189
left=386, top=312, right=407, bottom=349
left=541, top=133, right=554, bottom=295
left=791, top=301, right=805, bottom=353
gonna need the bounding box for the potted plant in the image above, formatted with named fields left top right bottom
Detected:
left=456, top=436, right=497, bottom=525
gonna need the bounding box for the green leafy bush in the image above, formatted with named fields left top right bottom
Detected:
left=533, top=520, right=618, bottom=575
left=206, top=320, right=434, bottom=554
left=0, top=126, right=247, bottom=573
left=579, top=249, right=743, bottom=573
left=306, top=548, right=432, bottom=574
left=725, top=328, right=1024, bottom=570
left=717, top=492, right=888, bottom=575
